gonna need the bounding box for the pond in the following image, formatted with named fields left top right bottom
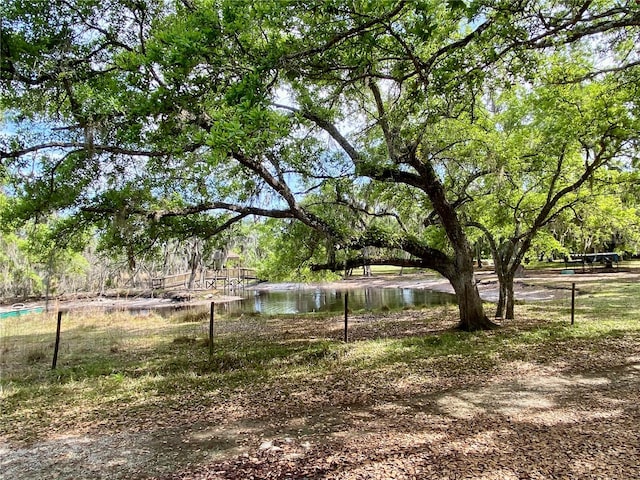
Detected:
left=214, top=286, right=456, bottom=316
left=0, top=306, right=45, bottom=319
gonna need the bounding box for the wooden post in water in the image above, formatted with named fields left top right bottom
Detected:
left=344, top=292, right=349, bottom=343
left=571, top=283, right=576, bottom=325
left=209, top=301, right=215, bottom=358
left=52, top=311, right=62, bottom=370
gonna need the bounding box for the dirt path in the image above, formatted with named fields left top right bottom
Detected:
left=3, top=359, right=639, bottom=480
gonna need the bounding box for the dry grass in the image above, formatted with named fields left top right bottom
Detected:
left=1, top=282, right=639, bottom=479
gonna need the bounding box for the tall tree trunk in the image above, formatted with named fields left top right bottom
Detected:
left=363, top=247, right=372, bottom=276
left=449, top=256, right=497, bottom=331
left=493, top=259, right=516, bottom=320
left=495, top=278, right=506, bottom=319
left=504, top=270, right=516, bottom=320
left=187, top=264, right=198, bottom=290
left=416, top=158, right=497, bottom=331
left=493, top=258, right=507, bottom=319
left=187, top=240, right=201, bottom=290
left=475, top=240, right=483, bottom=268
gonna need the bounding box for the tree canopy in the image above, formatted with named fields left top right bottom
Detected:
left=1, top=0, right=639, bottom=329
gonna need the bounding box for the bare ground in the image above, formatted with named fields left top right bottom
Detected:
left=2, top=356, right=639, bottom=479
left=2, top=270, right=640, bottom=479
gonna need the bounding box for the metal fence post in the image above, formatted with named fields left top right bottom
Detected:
left=52, top=311, right=62, bottom=369
left=571, top=283, right=576, bottom=325
left=344, top=292, right=349, bottom=343
left=209, top=301, right=215, bottom=358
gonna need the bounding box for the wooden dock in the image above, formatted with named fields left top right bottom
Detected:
left=151, top=268, right=257, bottom=290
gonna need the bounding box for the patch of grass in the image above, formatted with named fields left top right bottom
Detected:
left=1, top=282, right=639, bottom=444
left=25, top=348, right=48, bottom=364
left=175, top=309, right=210, bottom=323
left=53, top=359, right=122, bottom=382
left=173, top=335, right=198, bottom=344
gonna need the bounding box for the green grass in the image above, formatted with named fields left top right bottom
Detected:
left=1, top=282, right=639, bottom=443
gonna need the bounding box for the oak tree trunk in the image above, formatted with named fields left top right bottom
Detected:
left=505, top=275, right=515, bottom=320
left=495, top=279, right=507, bottom=319
left=450, top=263, right=498, bottom=331
left=494, top=268, right=516, bottom=320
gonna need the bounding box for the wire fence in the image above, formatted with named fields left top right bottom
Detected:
left=1, top=286, right=583, bottom=382
left=0, top=307, right=210, bottom=378
left=0, top=303, right=342, bottom=374
left=0, top=303, right=439, bottom=377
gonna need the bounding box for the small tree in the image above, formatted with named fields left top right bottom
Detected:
left=466, top=66, right=639, bottom=319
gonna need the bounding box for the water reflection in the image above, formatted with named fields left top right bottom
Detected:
left=217, top=286, right=455, bottom=316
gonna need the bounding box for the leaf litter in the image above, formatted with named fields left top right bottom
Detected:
left=2, top=295, right=640, bottom=480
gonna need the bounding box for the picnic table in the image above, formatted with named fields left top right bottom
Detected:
left=565, top=253, right=620, bottom=271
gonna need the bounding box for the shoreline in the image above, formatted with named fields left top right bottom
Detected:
left=3, top=268, right=639, bottom=314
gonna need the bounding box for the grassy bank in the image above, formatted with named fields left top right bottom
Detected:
left=1, top=279, right=639, bottom=478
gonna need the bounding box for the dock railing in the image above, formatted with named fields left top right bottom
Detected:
left=151, top=268, right=257, bottom=290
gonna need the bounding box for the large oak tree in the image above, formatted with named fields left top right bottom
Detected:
left=2, top=0, right=639, bottom=330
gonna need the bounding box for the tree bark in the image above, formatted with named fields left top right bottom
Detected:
left=187, top=246, right=200, bottom=290
left=449, top=266, right=497, bottom=331
left=445, top=248, right=499, bottom=331
left=493, top=255, right=508, bottom=319
left=475, top=240, right=483, bottom=268
left=495, top=273, right=506, bottom=319
left=493, top=260, right=516, bottom=320
left=505, top=277, right=515, bottom=320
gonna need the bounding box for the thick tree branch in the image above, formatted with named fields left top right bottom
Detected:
left=0, top=142, right=193, bottom=160
left=534, top=135, right=619, bottom=233
left=81, top=202, right=296, bottom=221
left=368, top=79, right=398, bottom=161
left=496, top=5, right=640, bottom=57
left=273, top=103, right=362, bottom=163
left=230, top=150, right=336, bottom=236
left=311, top=256, right=431, bottom=272
left=546, top=148, right=566, bottom=205
left=321, top=197, right=410, bottom=234
left=274, top=103, right=431, bottom=192
left=423, top=19, right=494, bottom=74
left=344, top=229, right=455, bottom=278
